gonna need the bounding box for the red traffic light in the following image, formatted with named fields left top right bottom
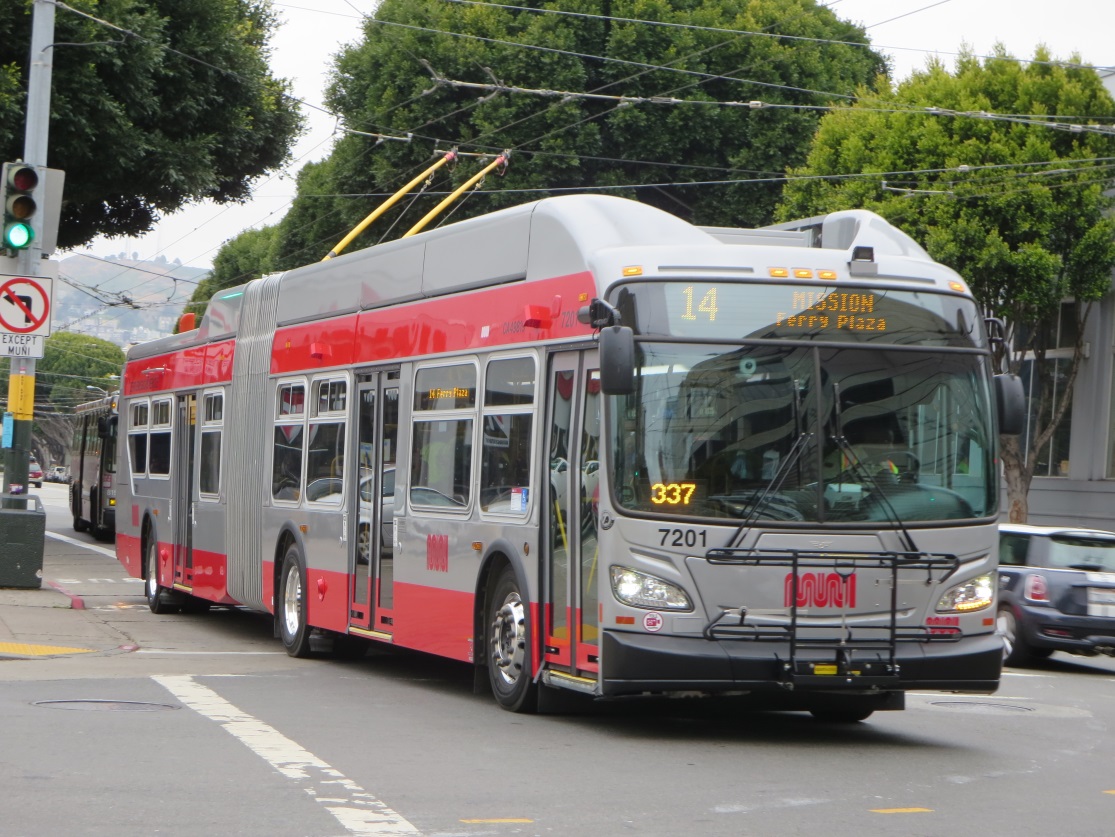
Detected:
left=8, top=165, right=38, bottom=193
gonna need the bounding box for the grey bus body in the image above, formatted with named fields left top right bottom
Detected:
left=114, top=195, right=1004, bottom=720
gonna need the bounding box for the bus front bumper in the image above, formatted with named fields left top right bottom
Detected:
left=599, top=629, right=1002, bottom=697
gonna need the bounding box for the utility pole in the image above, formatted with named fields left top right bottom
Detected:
left=2, top=0, right=53, bottom=503
left=0, top=0, right=54, bottom=590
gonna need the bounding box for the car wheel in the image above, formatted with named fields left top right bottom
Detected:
left=997, top=606, right=1033, bottom=666
left=145, top=536, right=179, bottom=614
left=278, top=545, right=313, bottom=657
left=487, top=564, right=537, bottom=713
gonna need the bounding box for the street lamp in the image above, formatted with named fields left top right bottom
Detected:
left=86, top=385, right=108, bottom=396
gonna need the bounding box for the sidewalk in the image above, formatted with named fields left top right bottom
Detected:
left=0, top=532, right=134, bottom=659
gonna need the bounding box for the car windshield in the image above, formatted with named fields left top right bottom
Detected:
left=1047, top=536, right=1115, bottom=571
left=609, top=341, right=995, bottom=524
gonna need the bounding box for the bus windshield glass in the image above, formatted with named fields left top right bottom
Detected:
left=609, top=340, right=996, bottom=525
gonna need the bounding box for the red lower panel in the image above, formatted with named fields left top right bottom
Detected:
left=190, top=549, right=238, bottom=605
left=391, top=582, right=477, bottom=663
left=302, top=566, right=352, bottom=634
left=116, top=533, right=142, bottom=578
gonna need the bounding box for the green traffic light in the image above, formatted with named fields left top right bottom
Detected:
left=3, top=220, right=33, bottom=249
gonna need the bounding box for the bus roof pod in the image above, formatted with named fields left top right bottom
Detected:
left=760, top=208, right=932, bottom=259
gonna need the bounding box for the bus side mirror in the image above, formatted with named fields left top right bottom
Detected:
left=599, top=326, right=635, bottom=394
left=96, top=417, right=108, bottom=437
left=995, top=374, right=1025, bottom=435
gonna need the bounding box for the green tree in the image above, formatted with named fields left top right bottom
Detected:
left=0, top=0, right=303, bottom=249
left=777, top=48, right=1115, bottom=522
left=1, top=332, right=124, bottom=465
left=183, top=224, right=279, bottom=321
left=264, top=0, right=886, bottom=268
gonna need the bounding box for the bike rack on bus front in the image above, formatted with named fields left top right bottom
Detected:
left=701, top=547, right=961, bottom=690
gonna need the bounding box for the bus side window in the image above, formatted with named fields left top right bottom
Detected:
left=273, top=382, right=306, bottom=502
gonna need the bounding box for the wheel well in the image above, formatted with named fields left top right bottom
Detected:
left=273, top=530, right=298, bottom=612
left=475, top=552, right=512, bottom=668
left=140, top=516, right=154, bottom=580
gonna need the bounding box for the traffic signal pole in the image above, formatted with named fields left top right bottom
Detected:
left=3, top=0, right=54, bottom=506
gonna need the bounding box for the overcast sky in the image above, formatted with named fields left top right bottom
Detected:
left=78, top=0, right=1115, bottom=270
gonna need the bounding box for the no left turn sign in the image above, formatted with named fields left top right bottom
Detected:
left=0, top=275, right=53, bottom=337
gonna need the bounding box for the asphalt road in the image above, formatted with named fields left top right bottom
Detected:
left=2, top=482, right=1113, bottom=836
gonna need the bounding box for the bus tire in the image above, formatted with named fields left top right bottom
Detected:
left=279, top=545, right=313, bottom=658
left=145, top=536, right=178, bottom=614
left=72, top=485, right=88, bottom=533
left=486, top=564, right=537, bottom=713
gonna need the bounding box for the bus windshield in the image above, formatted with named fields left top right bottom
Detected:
left=609, top=341, right=995, bottom=524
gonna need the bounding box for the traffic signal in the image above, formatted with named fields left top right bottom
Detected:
left=2, top=162, right=39, bottom=251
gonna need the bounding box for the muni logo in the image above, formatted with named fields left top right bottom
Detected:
left=427, top=534, right=449, bottom=573
left=784, top=572, right=856, bottom=608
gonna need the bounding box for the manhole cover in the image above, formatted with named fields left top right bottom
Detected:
left=928, top=700, right=1034, bottom=715
left=33, top=700, right=179, bottom=712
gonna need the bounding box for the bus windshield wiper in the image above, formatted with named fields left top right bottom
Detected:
left=830, top=382, right=919, bottom=554
left=726, top=430, right=813, bottom=548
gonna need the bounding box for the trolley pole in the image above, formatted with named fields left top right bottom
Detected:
left=2, top=0, right=53, bottom=521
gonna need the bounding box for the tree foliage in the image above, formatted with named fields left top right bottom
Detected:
left=261, top=0, right=886, bottom=270
left=777, top=48, right=1115, bottom=520
left=183, top=224, right=278, bottom=322
left=0, top=0, right=303, bottom=249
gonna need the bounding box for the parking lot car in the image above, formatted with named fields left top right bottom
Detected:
left=27, top=459, right=44, bottom=488
left=997, top=523, right=1115, bottom=665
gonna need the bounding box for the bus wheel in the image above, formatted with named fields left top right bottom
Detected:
left=487, top=565, right=537, bottom=713
left=279, top=546, right=313, bottom=658
left=72, top=486, right=88, bottom=533
left=145, top=537, right=178, bottom=614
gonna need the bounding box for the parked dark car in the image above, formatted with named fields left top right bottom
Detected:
left=997, top=524, right=1115, bottom=665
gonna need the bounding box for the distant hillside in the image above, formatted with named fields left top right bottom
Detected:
left=55, top=254, right=208, bottom=349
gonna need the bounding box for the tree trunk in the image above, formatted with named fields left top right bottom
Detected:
left=1000, top=432, right=1032, bottom=523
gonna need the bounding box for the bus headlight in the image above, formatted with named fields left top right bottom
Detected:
left=611, top=566, right=693, bottom=611
left=936, top=574, right=994, bottom=613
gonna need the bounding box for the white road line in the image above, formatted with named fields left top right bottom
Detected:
left=46, top=530, right=118, bottom=559
left=153, top=675, right=420, bottom=836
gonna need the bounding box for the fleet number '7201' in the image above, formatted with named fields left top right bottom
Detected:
left=659, top=528, right=708, bottom=548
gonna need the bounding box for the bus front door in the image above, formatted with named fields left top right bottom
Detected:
left=544, top=351, right=602, bottom=682
left=349, top=370, right=400, bottom=637
left=172, top=393, right=196, bottom=591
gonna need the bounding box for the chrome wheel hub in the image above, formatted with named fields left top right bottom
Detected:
left=282, top=563, right=303, bottom=637
left=491, top=593, right=527, bottom=687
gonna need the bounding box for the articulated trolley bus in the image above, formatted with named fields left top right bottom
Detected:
left=71, top=392, right=119, bottom=540
left=115, top=195, right=1020, bottom=721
